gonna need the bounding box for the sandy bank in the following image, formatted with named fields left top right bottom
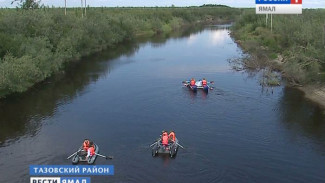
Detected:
left=298, top=85, right=325, bottom=111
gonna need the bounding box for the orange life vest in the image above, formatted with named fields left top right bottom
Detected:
left=169, top=132, right=176, bottom=142
left=202, top=79, right=207, bottom=86
left=162, top=135, right=169, bottom=146
left=89, top=146, right=95, bottom=156
left=190, top=79, right=196, bottom=86
left=83, top=141, right=89, bottom=151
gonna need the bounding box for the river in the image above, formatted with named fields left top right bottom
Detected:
left=0, top=26, right=325, bottom=183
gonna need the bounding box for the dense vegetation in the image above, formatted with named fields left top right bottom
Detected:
left=232, top=9, right=325, bottom=85
left=0, top=7, right=240, bottom=98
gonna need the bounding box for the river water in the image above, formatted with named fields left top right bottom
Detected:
left=0, top=26, right=325, bottom=183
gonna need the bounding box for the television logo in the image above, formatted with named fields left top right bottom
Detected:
left=30, top=177, right=90, bottom=183
left=256, top=0, right=302, bottom=14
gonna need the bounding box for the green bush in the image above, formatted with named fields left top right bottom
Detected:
left=0, top=55, right=41, bottom=93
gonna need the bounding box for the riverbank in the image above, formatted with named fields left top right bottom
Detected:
left=231, top=9, right=325, bottom=108
left=0, top=6, right=240, bottom=98
left=298, top=85, right=325, bottom=110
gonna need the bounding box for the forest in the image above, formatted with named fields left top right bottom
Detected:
left=0, top=5, right=240, bottom=97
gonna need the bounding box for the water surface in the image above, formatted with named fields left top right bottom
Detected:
left=0, top=26, right=325, bottom=183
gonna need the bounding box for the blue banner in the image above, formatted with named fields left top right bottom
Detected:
left=29, top=165, right=114, bottom=176
left=256, top=0, right=290, bottom=4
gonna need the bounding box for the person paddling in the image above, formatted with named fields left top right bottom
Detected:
left=190, top=78, right=196, bottom=86
left=83, top=139, right=90, bottom=152
left=161, top=131, right=169, bottom=147
left=168, top=131, right=176, bottom=142
left=87, top=141, right=95, bottom=160
left=202, top=78, right=207, bottom=86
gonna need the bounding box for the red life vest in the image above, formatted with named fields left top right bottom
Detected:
left=202, top=80, right=207, bottom=86
left=190, top=80, right=196, bottom=86
left=89, top=146, right=95, bottom=156
left=162, top=135, right=169, bottom=145
left=169, top=132, right=176, bottom=142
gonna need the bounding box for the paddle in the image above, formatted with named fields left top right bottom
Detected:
left=176, top=142, right=184, bottom=149
left=67, top=149, right=81, bottom=160
left=150, top=141, right=158, bottom=147
left=182, top=81, right=190, bottom=87
left=205, top=81, right=214, bottom=90
left=95, top=153, right=113, bottom=159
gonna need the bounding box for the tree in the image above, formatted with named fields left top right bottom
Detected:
left=12, top=0, right=42, bottom=9
left=65, top=0, right=67, bottom=15
left=323, top=24, right=325, bottom=48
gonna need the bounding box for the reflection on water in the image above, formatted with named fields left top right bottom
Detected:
left=187, top=29, right=229, bottom=46
left=210, top=30, right=228, bottom=46
left=278, top=87, right=325, bottom=152
left=187, top=34, right=198, bottom=46
left=0, top=27, right=205, bottom=147
left=0, top=42, right=140, bottom=146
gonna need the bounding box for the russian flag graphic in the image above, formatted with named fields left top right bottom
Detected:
left=256, top=0, right=302, bottom=4
left=290, top=0, right=302, bottom=4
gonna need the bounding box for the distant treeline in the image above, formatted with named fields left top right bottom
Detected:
left=200, top=4, right=231, bottom=8
left=232, top=9, right=325, bottom=84
left=0, top=7, right=240, bottom=98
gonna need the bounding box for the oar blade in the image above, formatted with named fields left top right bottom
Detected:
left=67, top=150, right=80, bottom=159
left=150, top=141, right=158, bottom=147
left=176, top=142, right=185, bottom=149
left=95, top=153, right=113, bottom=160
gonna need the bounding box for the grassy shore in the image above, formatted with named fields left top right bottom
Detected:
left=231, top=8, right=325, bottom=108
left=231, top=9, right=325, bottom=86
left=0, top=6, right=240, bottom=98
